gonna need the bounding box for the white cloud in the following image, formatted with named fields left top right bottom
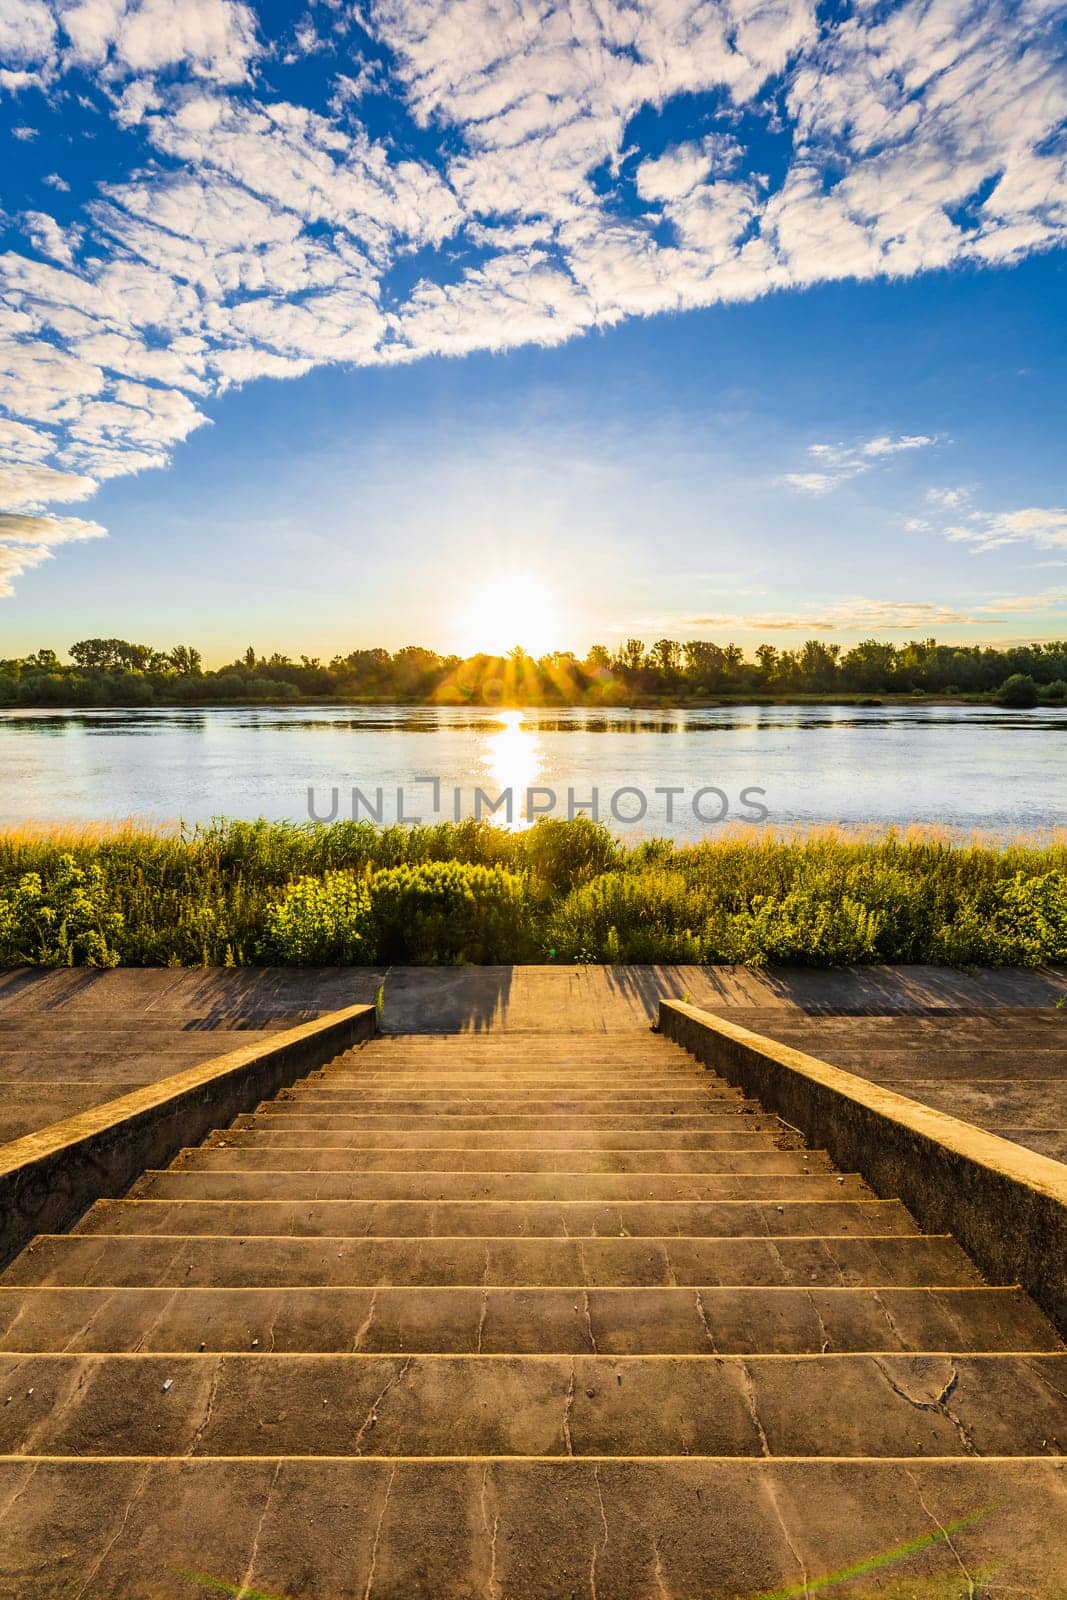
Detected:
left=56, top=0, right=260, bottom=83
left=782, top=433, right=937, bottom=492
left=981, top=586, right=1067, bottom=611
left=0, top=461, right=97, bottom=510
left=0, top=510, right=105, bottom=544
left=22, top=210, right=83, bottom=267
left=947, top=506, right=1067, bottom=552
left=0, top=0, right=1065, bottom=594
left=656, top=598, right=999, bottom=632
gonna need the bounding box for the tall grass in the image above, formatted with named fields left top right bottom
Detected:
left=0, top=817, right=1065, bottom=967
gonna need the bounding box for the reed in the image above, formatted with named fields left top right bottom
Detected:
left=0, top=817, right=1064, bottom=967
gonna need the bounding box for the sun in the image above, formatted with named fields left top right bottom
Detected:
left=457, top=574, right=562, bottom=658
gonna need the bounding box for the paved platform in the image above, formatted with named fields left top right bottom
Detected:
left=3, top=965, right=1064, bottom=1164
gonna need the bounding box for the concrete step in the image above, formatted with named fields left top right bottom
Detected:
left=230, top=1121, right=786, bottom=1148
left=278, top=1091, right=754, bottom=1112
left=195, top=1142, right=828, bottom=1173
left=3, top=1233, right=983, bottom=1290
left=2, top=1456, right=1064, bottom=1598
left=1, top=1351, right=1063, bottom=1457
left=248, top=1108, right=776, bottom=1129
left=1, top=1285, right=1057, bottom=1354
left=70, top=1197, right=918, bottom=1238
left=131, top=1171, right=872, bottom=1203
left=3, top=1018, right=1062, bottom=1596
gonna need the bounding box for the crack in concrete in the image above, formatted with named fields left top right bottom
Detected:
left=737, top=1362, right=771, bottom=1457
left=1025, top=1359, right=1067, bottom=1408
left=476, top=1288, right=489, bottom=1355
left=870, top=1289, right=906, bottom=1350
left=0, top=1459, right=39, bottom=1529
left=651, top=1535, right=670, bottom=1600
left=871, top=1359, right=976, bottom=1455
left=353, top=1357, right=413, bottom=1455
left=479, top=1463, right=500, bottom=1600
left=362, top=1461, right=397, bottom=1600
left=805, top=1291, right=832, bottom=1355
left=72, top=1462, right=153, bottom=1600
left=562, top=1360, right=576, bottom=1456
left=353, top=1290, right=378, bottom=1352
left=582, top=1290, right=598, bottom=1354
left=905, top=1469, right=977, bottom=1600
left=189, top=1356, right=225, bottom=1456
left=590, top=1462, right=609, bottom=1600
left=694, top=1288, right=719, bottom=1353
left=762, top=1475, right=810, bottom=1599
left=662, top=1244, right=678, bottom=1288
left=735, top=1356, right=767, bottom=1459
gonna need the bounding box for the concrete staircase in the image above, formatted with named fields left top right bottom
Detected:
left=0, top=1030, right=1064, bottom=1597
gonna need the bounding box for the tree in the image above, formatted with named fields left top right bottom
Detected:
left=617, top=639, right=645, bottom=673
left=244, top=645, right=256, bottom=670
left=168, top=645, right=202, bottom=675
left=755, top=644, right=778, bottom=684
left=585, top=644, right=610, bottom=669
left=649, top=639, right=681, bottom=674
left=69, top=638, right=153, bottom=672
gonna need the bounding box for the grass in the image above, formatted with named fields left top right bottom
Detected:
left=1, top=817, right=1066, bottom=968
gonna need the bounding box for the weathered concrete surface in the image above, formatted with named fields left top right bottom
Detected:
left=1, top=1458, right=1064, bottom=1600
left=1, top=1024, right=1063, bottom=1595
left=3, top=965, right=1064, bottom=1164
left=0, top=1004, right=377, bottom=1268
left=1, top=1350, right=1064, bottom=1457
left=661, top=1000, right=1067, bottom=1335
left=3, top=1283, right=1056, bottom=1354
left=0, top=966, right=368, bottom=1143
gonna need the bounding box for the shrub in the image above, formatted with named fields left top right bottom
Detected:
left=547, top=870, right=707, bottom=962
left=264, top=871, right=373, bottom=964
left=712, top=890, right=882, bottom=967
left=368, top=860, right=532, bottom=963
left=996, top=673, right=1039, bottom=708
left=994, top=871, right=1067, bottom=964
left=0, top=854, right=123, bottom=967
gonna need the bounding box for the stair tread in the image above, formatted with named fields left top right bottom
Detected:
left=4, top=1457, right=1066, bottom=1600
left=1, top=1351, right=1063, bottom=1458
left=1, top=1285, right=1058, bottom=1354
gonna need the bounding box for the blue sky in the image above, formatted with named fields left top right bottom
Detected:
left=1, top=0, right=1065, bottom=661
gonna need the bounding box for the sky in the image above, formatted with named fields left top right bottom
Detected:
left=1, top=0, right=1066, bottom=663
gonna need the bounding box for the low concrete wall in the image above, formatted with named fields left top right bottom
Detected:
left=0, top=1002, right=377, bottom=1269
left=660, top=999, right=1067, bottom=1334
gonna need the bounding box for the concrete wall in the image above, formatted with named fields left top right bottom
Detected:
left=660, top=999, right=1067, bottom=1335
left=0, top=1003, right=377, bottom=1269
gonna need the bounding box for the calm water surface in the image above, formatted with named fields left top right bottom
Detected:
left=0, top=704, right=1064, bottom=841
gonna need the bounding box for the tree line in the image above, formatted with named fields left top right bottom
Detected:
left=1, top=636, right=1066, bottom=707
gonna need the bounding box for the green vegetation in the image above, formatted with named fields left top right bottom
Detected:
left=1, top=818, right=1065, bottom=969
left=4, top=635, right=1067, bottom=707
